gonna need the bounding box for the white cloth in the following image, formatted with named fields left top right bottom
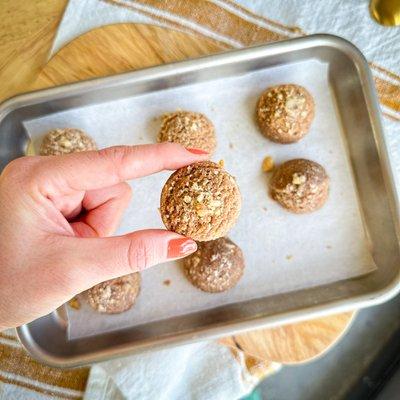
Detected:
left=84, top=342, right=260, bottom=400
left=241, top=0, right=400, bottom=74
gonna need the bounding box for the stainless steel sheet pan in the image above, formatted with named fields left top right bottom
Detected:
left=3, top=34, right=398, bottom=367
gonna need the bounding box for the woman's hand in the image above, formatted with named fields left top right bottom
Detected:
left=0, top=143, right=206, bottom=330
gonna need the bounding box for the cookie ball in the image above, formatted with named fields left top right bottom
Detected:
left=257, top=84, right=315, bottom=143
left=158, top=111, right=216, bottom=154
left=270, top=159, right=329, bottom=213
left=160, top=161, right=241, bottom=241
left=40, top=128, right=97, bottom=155
left=87, top=273, right=141, bottom=314
left=183, top=237, right=244, bottom=293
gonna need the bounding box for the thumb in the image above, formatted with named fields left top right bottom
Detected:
left=56, top=229, right=197, bottom=293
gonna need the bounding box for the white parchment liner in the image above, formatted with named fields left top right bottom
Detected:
left=24, top=59, right=376, bottom=339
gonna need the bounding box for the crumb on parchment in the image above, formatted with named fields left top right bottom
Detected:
left=262, top=156, right=274, bottom=172
left=68, top=297, right=81, bottom=310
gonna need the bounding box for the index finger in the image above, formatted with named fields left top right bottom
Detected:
left=35, top=143, right=208, bottom=192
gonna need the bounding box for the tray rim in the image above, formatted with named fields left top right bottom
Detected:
left=7, top=33, right=400, bottom=367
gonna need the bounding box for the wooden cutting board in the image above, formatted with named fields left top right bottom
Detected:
left=31, top=23, right=355, bottom=364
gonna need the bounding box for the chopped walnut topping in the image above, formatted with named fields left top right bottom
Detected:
left=160, top=161, right=241, bottom=241
left=87, top=274, right=141, bottom=314
left=157, top=111, right=216, bottom=154
left=270, top=159, right=329, bottom=213
left=292, top=173, right=307, bottom=185
left=257, top=84, right=315, bottom=144
left=40, top=128, right=97, bottom=156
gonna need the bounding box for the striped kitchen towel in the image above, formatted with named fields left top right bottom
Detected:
left=0, top=329, right=278, bottom=399
left=2, top=0, right=399, bottom=399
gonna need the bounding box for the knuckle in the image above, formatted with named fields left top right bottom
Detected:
left=97, top=146, right=123, bottom=160
left=127, top=238, right=153, bottom=272
left=97, top=146, right=132, bottom=180
left=1, top=157, right=37, bottom=181
left=1, top=157, right=46, bottom=193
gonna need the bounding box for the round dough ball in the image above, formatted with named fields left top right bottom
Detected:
left=158, top=111, right=216, bottom=154
left=270, top=158, right=329, bottom=213
left=183, top=237, right=244, bottom=293
left=87, top=273, right=141, bottom=314
left=160, top=161, right=241, bottom=241
left=257, top=84, right=315, bottom=143
left=40, top=128, right=97, bottom=155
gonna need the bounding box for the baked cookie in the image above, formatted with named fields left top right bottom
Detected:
left=160, top=161, right=241, bottom=241
left=87, top=273, right=141, bottom=314
left=40, top=128, right=97, bottom=155
left=158, top=111, right=216, bottom=154
left=183, top=237, right=244, bottom=293
left=257, top=84, right=315, bottom=143
left=270, top=158, right=329, bottom=213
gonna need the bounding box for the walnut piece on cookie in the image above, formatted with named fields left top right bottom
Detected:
left=157, top=111, right=216, bottom=154
left=257, top=84, right=315, bottom=144
left=183, top=237, right=244, bottom=293
left=270, top=158, right=329, bottom=213
left=40, top=128, right=97, bottom=156
left=87, top=273, right=141, bottom=314
left=160, top=161, right=241, bottom=241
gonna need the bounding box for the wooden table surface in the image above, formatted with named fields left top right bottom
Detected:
left=1, top=0, right=354, bottom=365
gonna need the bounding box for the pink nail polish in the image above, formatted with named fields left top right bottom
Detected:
left=186, top=147, right=209, bottom=155
left=168, top=238, right=197, bottom=259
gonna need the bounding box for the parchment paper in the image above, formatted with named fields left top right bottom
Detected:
left=23, top=59, right=377, bottom=339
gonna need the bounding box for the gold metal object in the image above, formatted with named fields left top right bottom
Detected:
left=370, top=0, right=400, bottom=26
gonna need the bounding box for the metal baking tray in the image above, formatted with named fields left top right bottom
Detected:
left=2, top=34, right=397, bottom=367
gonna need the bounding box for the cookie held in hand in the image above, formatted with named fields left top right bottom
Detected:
left=160, top=161, right=241, bottom=241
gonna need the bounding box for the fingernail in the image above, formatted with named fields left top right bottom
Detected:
left=186, top=147, right=209, bottom=155
left=168, top=238, right=197, bottom=259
